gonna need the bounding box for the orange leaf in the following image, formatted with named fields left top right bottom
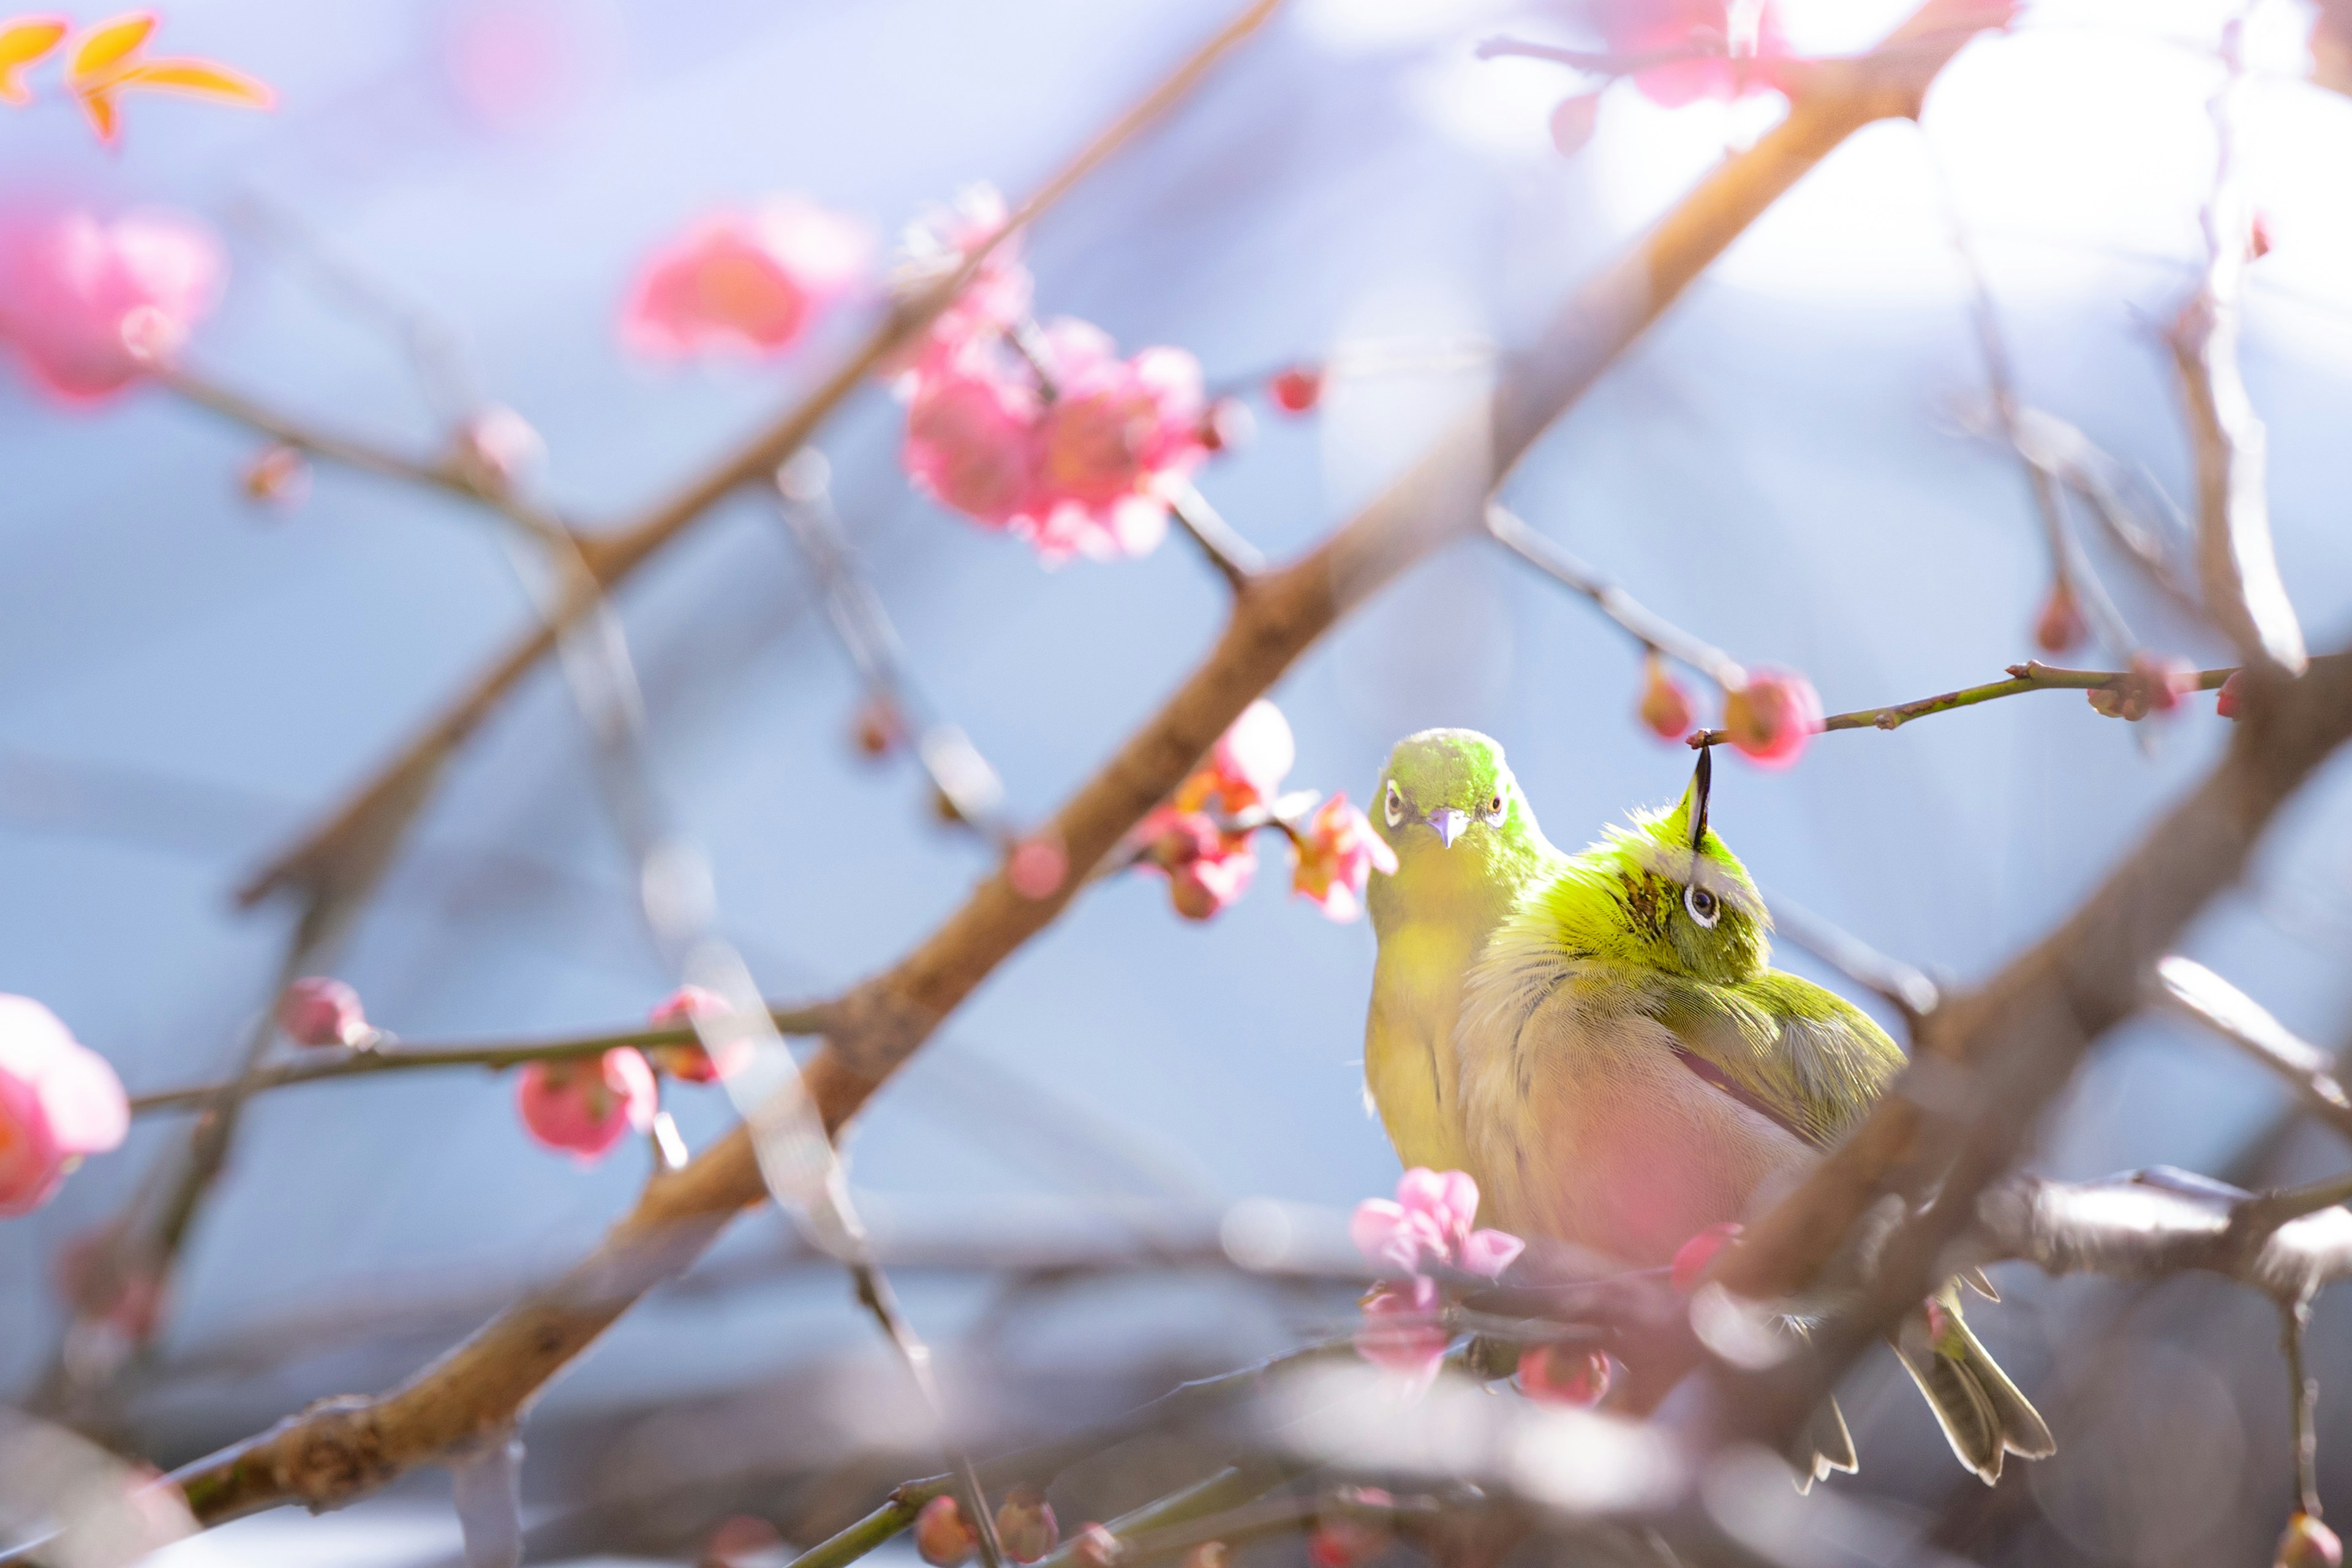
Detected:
left=116, top=56, right=273, bottom=108
left=75, top=78, right=116, bottom=141
left=67, top=10, right=153, bottom=82
left=0, top=14, right=66, bottom=104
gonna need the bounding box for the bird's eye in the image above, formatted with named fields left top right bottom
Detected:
left=1684, top=885, right=1721, bottom=929
left=1384, top=780, right=1405, bottom=828
left=1482, top=793, right=1506, bottom=827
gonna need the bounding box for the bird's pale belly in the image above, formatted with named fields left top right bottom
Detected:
left=1472, top=1009, right=1812, bottom=1267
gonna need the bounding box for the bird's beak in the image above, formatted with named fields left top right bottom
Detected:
left=1425, top=807, right=1466, bottom=848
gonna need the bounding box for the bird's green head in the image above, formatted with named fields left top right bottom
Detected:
left=1574, top=752, right=1771, bottom=984
left=1368, top=728, right=1552, bottom=932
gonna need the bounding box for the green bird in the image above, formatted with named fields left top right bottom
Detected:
left=1364, top=728, right=2052, bottom=1486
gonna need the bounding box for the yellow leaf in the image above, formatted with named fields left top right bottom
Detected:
left=0, top=15, right=67, bottom=105
left=67, top=10, right=153, bottom=81
left=75, top=79, right=116, bottom=141
left=116, top=56, right=274, bottom=109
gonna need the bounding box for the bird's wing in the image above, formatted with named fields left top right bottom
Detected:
left=1646, top=969, right=1907, bottom=1149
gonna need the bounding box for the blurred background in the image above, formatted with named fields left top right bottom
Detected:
left=5, top=0, right=2352, bottom=1562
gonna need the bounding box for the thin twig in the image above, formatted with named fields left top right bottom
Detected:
left=2283, top=1296, right=2323, bottom=1518
left=1686, top=659, right=2236, bottom=747
left=1168, top=483, right=1265, bottom=590
left=1762, top=892, right=1942, bottom=1023
left=2153, top=956, right=2352, bottom=1145
left=1486, top=505, right=1742, bottom=685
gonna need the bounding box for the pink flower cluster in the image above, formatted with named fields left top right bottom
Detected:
left=1132, top=701, right=1395, bottom=924
left=620, top=196, right=871, bottom=360
left=1349, top=1168, right=1524, bottom=1387
left=1595, top=0, right=1790, bottom=108
left=895, top=186, right=1209, bottom=565
left=0, top=995, right=128, bottom=1216
left=0, top=206, right=222, bottom=404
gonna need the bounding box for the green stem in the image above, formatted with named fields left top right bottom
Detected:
left=783, top=1493, right=930, bottom=1568
left=1689, top=660, right=2238, bottom=748
left=126, top=1005, right=835, bottom=1116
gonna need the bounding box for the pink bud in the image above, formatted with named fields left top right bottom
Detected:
left=2089, top=654, right=2195, bottom=722
left=2033, top=580, right=2086, bottom=654
left=621, top=198, right=872, bottom=361
left=1178, top=1545, right=1231, bottom=1568
left=1518, top=1343, right=1610, bottom=1407
left=1008, top=834, right=1068, bottom=901
left=1549, top=91, right=1603, bottom=156
left=913, top=1496, right=978, bottom=1568
left=279, top=976, right=368, bottom=1048
left=2216, top=669, right=2246, bottom=720
left=0, top=208, right=223, bottom=404
left=455, top=404, right=545, bottom=492
left=1269, top=366, right=1322, bottom=415
left=851, top=693, right=907, bottom=760
left=0, top=995, right=129, bottom=1216
left=1721, top=669, right=1822, bottom=768
left=1072, top=1523, right=1120, bottom=1568
left=647, top=985, right=728, bottom=1082
left=1670, top=1221, right=1743, bottom=1293
left=515, top=1048, right=658, bottom=1163
left=995, top=1488, right=1059, bottom=1564
left=2251, top=211, right=2276, bottom=262
left=1306, top=1503, right=1391, bottom=1568
left=1636, top=654, right=1694, bottom=742
left=2279, top=1513, right=2344, bottom=1568
left=241, top=443, right=309, bottom=508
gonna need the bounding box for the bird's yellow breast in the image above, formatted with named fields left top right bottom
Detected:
left=1364, top=919, right=1484, bottom=1177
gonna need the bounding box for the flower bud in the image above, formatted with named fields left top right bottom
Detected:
left=1072, top=1523, right=1120, bottom=1568
left=1670, top=1221, right=1743, bottom=1292
left=701, top=1515, right=782, bottom=1568
left=1306, top=1494, right=1393, bottom=1568
left=1721, top=669, right=1822, bottom=769
left=851, top=694, right=906, bottom=760
left=2089, top=653, right=2194, bottom=722
left=1517, top=1343, right=1610, bottom=1407
left=454, top=404, right=545, bottom=493
left=995, top=1487, right=1059, bottom=1564
left=2278, top=1512, right=2343, bottom=1568
left=1550, top=91, right=1602, bottom=156
left=1178, top=1545, right=1231, bottom=1568
left=914, top=1496, right=978, bottom=1568
left=2251, top=211, right=2276, bottom=263
left=1269, top=366, right=1322, bottom=415
left=1008, top=834, right=1068, bottom=900
left=516, top=1048, right=658, bottom=1163
left=2216, top=669, right=2246, bottom=720
left=647, top=985, right=728, bottom=1082
left=279, top=976, right=368, bottom=1048
left=1636, top=654, right=1694, bottom=742
left=241, top=443, right=310, bottom=508
left=2033, top=580, right=2086, bottom=654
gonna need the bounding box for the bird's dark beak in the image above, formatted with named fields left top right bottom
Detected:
left=1425, top=807, right=1466, bottom=848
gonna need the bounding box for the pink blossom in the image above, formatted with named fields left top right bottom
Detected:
left=1594, top=0, right=1790, bottom=108
left=895, top=184, right=1033, bottom=380
left=1016, top=321, right=1207, bottom=563
left=902, top=356, right=1041, bottom=526
left=1354, top=1275, right=1449, bottom=1387
left=2216, top=669, right=2247, bottom=720
left=1180, top=699, right=1294, bottom=818
left=1136, top=807, right=1257, bottom=922
left=1289, top=794, right=1398, bottom=922
left=1351, top=1167, right=1524, bottom=1280
left=1517, top=1343, right=1611, bottom=1407
left=516, top=1047, right=658, bottom=1163
left=278, top=976, right=368, bottom=1049
left=0, top=995, right=129, bottom=1216
left=620, top=197, right=870, bottom=360
left=1721, top=667, right=1821, bottom=768
left=1007, top=834, right=1068, bottom=900
left=647, top=985, right=729, bottom=1082
left=0, top=208, right=222, bottom=404
left=995, top=1490, right=1059, bottom=1565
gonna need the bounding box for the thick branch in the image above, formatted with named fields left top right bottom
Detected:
left=166, top=9, right=2001, bottom=1526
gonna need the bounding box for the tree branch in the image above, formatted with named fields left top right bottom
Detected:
left=2154, top=955, right=2352, bottom=1145
left=1687, top=658, right=2234, bottom=747
left=1485, top=504, right=1742, bottom=685
left=163, top=8, right=2006, bottom=1526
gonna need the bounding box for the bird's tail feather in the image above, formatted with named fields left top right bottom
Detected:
left=1787, top=1394, right=1859, bottom=1493
left=1893, top=1296, right=2054, bottom=1485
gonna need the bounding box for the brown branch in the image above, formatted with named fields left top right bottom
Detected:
left=232, top=0, right=1285, bottom=925
left=2170, top=19, right=2307, bottom=674
left=2154, top=955, right=2352, bottom=1145
left=164, top=6, right=2001, bottom=1527
left=1169, top=483, right=1266, bottom=590
left=1686, top=658, right=2235, bottom=747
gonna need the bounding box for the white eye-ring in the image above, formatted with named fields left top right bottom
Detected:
left=1384, top=780, right=1406, bottom=828
left=1482, top=792, right=1506, bottom=827
left=1684, top=884, right=1721, bottom=929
